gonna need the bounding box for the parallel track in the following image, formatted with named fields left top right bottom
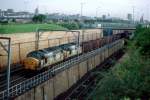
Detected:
left=55, top=50, right=124, bottom=100
left=0, top=53, right=85, bottom=92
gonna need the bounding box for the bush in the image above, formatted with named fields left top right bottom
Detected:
left=32, top=14, right=46, bottom=23
left=135, top=27, right=150, bottom=56
left=0, top=20, right=8, bottom=25
left=57, top=22, right=79, bottom=30
left=92, top=51, right=150, bottom=99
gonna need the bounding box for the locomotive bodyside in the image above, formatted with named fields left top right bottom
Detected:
left=24, top=43, right=82, bottom=71
left=24, top=46, right=63, bottom=70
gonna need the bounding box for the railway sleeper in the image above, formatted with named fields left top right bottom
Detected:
left=70, top=91, right=80, bottom=99
left=76, top=85, right=85, bottom=92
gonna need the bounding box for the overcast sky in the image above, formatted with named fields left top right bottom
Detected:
left=0, top=0, right=149, bottom=20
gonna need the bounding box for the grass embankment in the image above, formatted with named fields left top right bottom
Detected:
left=0, top=23, right=67, bottom=34
left=88, top=26, right=150, bottom=100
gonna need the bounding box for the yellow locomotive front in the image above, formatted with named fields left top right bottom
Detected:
left=24, top=57, right=40, bottom=70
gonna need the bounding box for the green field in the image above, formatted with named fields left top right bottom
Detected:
left=0, top=24, right=67, bottom=34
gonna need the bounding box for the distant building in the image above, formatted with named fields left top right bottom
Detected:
left=140, top=15, right=144, bottom=23
left=0, top=8, right=34, bottom=22
left=0, top=9, right=2, bottom=17
left=7, top=9, right=14, bottom=13
left=34, top=7, right=39, bottom=15
left=127, top=13, right=132, bottom=21
left=102, top=15, right=106, bottom=20
left=0, top=9, right=4, bottom=17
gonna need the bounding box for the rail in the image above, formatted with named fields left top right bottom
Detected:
left=0, top=39, right=123, bottom=100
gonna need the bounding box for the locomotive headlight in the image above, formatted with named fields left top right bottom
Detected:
left=24, top=57, right=39, bottom=70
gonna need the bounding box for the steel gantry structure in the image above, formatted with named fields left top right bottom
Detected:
left=0, top=37, right=11, bottom=100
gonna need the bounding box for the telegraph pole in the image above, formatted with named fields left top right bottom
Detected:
left=132, top=6, right=135, bottom=24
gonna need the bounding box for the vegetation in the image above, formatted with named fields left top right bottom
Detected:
left=90, top=26, right=150, bottom=99
left=32, top=14, right=46, bottom=23
left=0, top=23, right=67, bottom=34
left=0, top=20, right=8, bottom=24
left=135, top=26, right=150, bottom=57
left=57, top=22, right=80, bottom=30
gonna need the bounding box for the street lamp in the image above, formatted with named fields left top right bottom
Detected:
left=96, top=7, right=101, bottom=28
left=132, top=6, right=135, bottom=24
left=80, top=2, right=85, bottom=42
left=96, top=7, right=101, bottom=18
left=80, top=2, right=85, bottom=19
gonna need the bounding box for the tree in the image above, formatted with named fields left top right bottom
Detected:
left=12, top=18, right=16, bottom=22
left=32, top=14, right=46, bottom=23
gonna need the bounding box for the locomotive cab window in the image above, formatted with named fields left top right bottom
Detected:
left=53, top=54, right=56, bottom=60
left=68, top=50, right=71, bottom=54
left=45, top=58, right=48, bottom=63
left=40, top=60, right=44, bottom=66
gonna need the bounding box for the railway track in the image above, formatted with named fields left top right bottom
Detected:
left=55, top=50, right=124, bottom=100
left=0, top=64, right=23, bottom=77
left=0, top=53, right=86, bottom=92
left=0, top=69, right=28, bottom=91
left=0, top=43, right=97, bottom=90
left=0, top=38, right=123, bottom=100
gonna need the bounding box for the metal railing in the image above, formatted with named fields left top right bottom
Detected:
left=0, top=39, right=124, bottom=100
left=100, top=22, right=136, bottom=29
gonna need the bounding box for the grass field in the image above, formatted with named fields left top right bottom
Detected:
left=0, top=23, right=67, bottom=34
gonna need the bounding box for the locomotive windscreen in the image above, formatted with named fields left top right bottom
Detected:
left=27, top=50, right=45, bottom=60
left=60, top=43, right=77, bottom=51
left=27, top=46, right=62, bottom=60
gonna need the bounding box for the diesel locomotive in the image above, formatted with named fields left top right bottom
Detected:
left=24, top=43, right=82, bottom=70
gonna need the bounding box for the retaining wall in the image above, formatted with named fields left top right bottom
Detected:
left=15, top=39, right=124, bottom=100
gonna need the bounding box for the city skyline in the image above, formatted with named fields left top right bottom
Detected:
left=0, top=0, right=149, bottom=20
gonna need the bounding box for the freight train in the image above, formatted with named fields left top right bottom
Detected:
left=24, top=43, right=82, bottom=70
left=23, top=31, right=132, bottom=71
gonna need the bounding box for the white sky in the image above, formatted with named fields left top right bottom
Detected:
left=0, top=0, right=150, bottom=20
